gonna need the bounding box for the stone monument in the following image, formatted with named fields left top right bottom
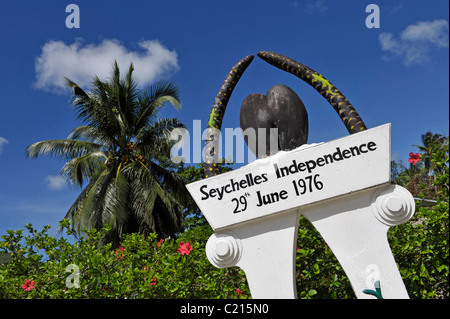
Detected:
left=186, top=51, right=415, bottom=299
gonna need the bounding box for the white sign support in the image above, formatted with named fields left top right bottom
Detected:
left=186, top=124, right=415, bottom=299
left=302, top=184, right=414, bottom=299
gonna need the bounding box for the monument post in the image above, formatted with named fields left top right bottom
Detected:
left=187, top=124, right=415, bottom=299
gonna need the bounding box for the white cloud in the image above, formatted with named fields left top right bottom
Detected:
left=401, top=20, right=449, bottom=47
left=34, top=38, right=179, bottom=93
left=45, top=175, right=68, bottom=190
left=388, top=3, right=403, bottom=14
left=0, top=137, right=8, bottom=154
left=379, top=19, right=449, bottom=65
left=305, top=0, right=329, bottom=14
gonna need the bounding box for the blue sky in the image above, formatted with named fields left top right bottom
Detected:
left=0, top=0, right=448, bottom=237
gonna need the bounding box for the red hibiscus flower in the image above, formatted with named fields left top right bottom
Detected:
left=116, top=246, right=125, bottom=259
left=150, top=277, right=157, bottom=286
left=157, top=239, right=164, bottom=248
left=236, top=288, right=243, bottom=296
left=21, top=279, right=35, bottom=291
left=408, top=152, right=420, bottom=165
left=177, top=241, right=193, bottom=255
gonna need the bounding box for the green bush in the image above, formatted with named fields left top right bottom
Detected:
left=388, top=199, right=449, bottom=298
left=1, top=205, right=448, bottom=299
left=1, top=135, right=448, bottom=299
left=295, top=216, right=354, bottom=299
left=0, top=219, right=250, bottom=299
left=388, top=137, right=449, bottom=299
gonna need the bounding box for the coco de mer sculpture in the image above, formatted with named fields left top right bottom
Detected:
left=240, top=83, right=308, bottom=158
left=187, top=51, right=415, bottom=299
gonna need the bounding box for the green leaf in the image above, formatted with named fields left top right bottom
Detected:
left=308, top=289, right=317, bottom=296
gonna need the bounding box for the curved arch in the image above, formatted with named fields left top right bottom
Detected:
left=257, top=51, right=367, bottom=134
left=204, top=55, right=254, bottom=178
left=203, top=51, right=368, bottom=178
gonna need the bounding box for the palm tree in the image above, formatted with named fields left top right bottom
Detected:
left=26, top=62, right=188, bottom=247
left=414, top=132, right=446, bottom=174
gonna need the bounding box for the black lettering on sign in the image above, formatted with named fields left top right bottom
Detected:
left=255, top=189, right=289, bottom=207
left=292, top=174, right=323, bottom=196
left=200, top=173, right=269, bottom=201
left=274, top=141, right=378, bottom=179
left=232, top=193, right=249, bottom=213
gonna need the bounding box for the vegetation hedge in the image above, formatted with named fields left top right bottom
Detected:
left=0, top=203, right=447, bottom=299
left=1, top=133, right=448, bottom=299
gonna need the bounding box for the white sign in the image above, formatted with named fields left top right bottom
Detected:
left=187, top=124, right=391, bottom=230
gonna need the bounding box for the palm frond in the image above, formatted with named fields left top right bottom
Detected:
left=90, top=77, right=128, bottom=146
left=65, top=78, right=90, bottom=100
left=146, top=160, right=190, bottom=205
left=67, top=125, right=117, bottom=149
left=74, top=170, right=111, bottom=233
left=136, top=118, right=185, bottom=147
left=152, top=195, right=184, bottom=237
left=98, top=169, right=130, bottom=232
left=60, top=151, right=108, bottom=186
left=59, top=169, right=106, bottom=235
left=66, top=77, right=100, bottom=127
left=122, top=63, right=139, bottom=131
left=123, top=163, right=184, bottom=234
left=25, top=139, right=103, bottom=160
left=128, top=178, right=157, bottom=231
left=73, top=168, right=121, bottom=233
left=60, top=166, right=129, bottom=242
left=135, top=81, right=181, bottom=132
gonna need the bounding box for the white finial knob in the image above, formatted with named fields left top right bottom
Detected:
left=206, top=231, right=242, bottom=268
left=371, top=185, right=415, bottom=226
